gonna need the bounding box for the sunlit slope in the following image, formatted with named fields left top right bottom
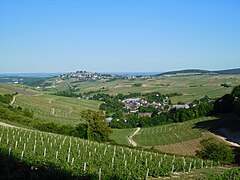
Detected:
left=47, top=75, right=240, bottom=103
left=14, top=94, right=101, bottom=125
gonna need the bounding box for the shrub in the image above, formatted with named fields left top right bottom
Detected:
left=196, top=138, right=234, bottom=164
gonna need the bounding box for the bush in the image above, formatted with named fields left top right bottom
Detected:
left=196, top=138, right=235, bottom=164
left=208, top=168, right=240, bottom=180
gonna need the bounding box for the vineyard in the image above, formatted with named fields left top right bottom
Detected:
left=109, top=128, right=134, bottom=146
left=46, top=74, right=240, bottom=103
left=111, top=117, right=222, bottom=156
left=14, top=94, right=101, bottom=125
left=0, top=125, right=219, bottom=179
left=133, top=117, right=216, bottom=146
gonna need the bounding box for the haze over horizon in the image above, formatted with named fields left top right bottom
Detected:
left=1, top=0, right=240, bottom=73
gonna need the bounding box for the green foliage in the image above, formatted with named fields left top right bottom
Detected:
left=110, top=102, right=214, bottom=129
left=232, top=85, right=240, bottom=98
left=143, top=92, right=166, bottom=103
left=75, top=123, right=88, bottom=139
left=196, top=138, right=234, bottom=164
left=81, top=110, right=111, bottom=142
left=99, top=100, right=124, bottom=113
left=0, top=94, right=13, bottom=104
left=55, top=90, right=82, bottom=98
left=0, top=125, right=218, bottom=179
left=221, top=83, right=232, bottom=88
left=132, top=83, right=142, bottom=87
left=208, top=168, right=240, bottom=180
left=138, top=105, right=156, bottom=113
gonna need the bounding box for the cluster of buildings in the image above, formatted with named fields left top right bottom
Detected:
left=122, top=97, right=196, bottom=117
left=122, top=98, right=163, bottom=113
left=59, top=71, right=122, bottom=81
left=58, top=71, right=152, bottom=82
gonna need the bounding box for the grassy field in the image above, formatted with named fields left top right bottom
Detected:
left=109, top=128, right=134, bottom=146
left=47, top=74, right=240, bottom=103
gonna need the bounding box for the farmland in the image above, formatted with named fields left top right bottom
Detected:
left=111, top=117, right=232, bottom=156
left=0, top=124, right=219, bottom=179
left=46, top=74, right=240, bottom=103
left=14, top=94, right=101, bottom=125
left=133, top=117, right=215, bottom=146
left=0, top=84, right=101, bottom=125
left=109, top=128, right=134, bottom=146
left=0, top=76, right=239, bottom=178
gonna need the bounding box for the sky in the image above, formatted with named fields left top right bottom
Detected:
left=1, top=0, right=240, bottom=73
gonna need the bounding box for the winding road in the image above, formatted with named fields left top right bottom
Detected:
left=10, top=95, right=19, bottom=105
left=128, top=127, right=141, bottom=147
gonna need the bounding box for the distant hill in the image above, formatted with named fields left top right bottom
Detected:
left=157, top=68, right=240, bottom=76
left=214, top=68, right=240, bottom=74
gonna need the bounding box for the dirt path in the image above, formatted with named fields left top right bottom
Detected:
left=0, top=121, right=17, bottom=128
left=33, top=93, right=43, bottom=97
left=128, top=127, right=140, bottom=147
left=52, top=108, right=55, bottom=115
left=10, top=95, right=20, bottom=105
left=0, top=121, right=34, bottom=132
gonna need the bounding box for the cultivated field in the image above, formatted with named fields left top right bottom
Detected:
left=134, top=117, right=215, bottom=146
left=14, top=94, right=101, bottom=125
left=0, top=124, right=219, bottom=179
left=109, top=128, right=134, bottom=146
left=48, top=74, right=240, bottom=103
left=0, top=83, right=41, bottom=96
left=0, top=84, right=101, bottom=125
left=112, top=117, right=231, bottom=156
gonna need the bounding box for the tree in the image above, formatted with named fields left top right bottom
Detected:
left=232, top=85, right=240, bottom=98
left=81, top=110, right=111, bottom=142
left=196, top=138, right=234, bottom=164
left=75, top=123, right=88, bottom=139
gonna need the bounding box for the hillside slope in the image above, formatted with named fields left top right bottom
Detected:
left=157, top=68, right=240, bottom=76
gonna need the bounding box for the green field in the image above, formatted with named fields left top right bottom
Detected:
left=0, top=124, right=219, bottom=179
left=111, top=117, right=215, bottom=147
left=0, top=83, right=101, bottom=125
left=111, top=117, right=225, bottom=156
left=109, top=128, right=134, bottom=146
left=134, top=117, right=216, bottom=146
left=47, top=74, right=240, bottom=103
left=14, top=94, right=101, bottom=125
left=0, top=83, right=41, bottom=95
